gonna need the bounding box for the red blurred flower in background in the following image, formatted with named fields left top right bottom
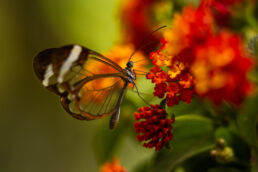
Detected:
left=200, top=0, right=244, bottom=26
left=134, top=104, right=175, bottom=150
left=100, top=158, right=127, bottom=172
left=120, top=0, right=166, bottom=54
left=192, top=31, right=253, bottom=104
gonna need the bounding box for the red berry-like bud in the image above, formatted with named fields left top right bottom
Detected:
left=134, top=104, right=175, bottom=151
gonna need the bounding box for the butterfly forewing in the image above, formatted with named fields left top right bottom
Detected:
left=33, top=48, right=62, bottom=95
left=33, top=44, right=127, bottom=120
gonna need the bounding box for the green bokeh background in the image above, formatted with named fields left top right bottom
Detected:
left=1, top=0, right=258, bottom=172
left=0, top=0, right=153, bottom=171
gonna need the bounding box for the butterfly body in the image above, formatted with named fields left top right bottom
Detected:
left=34, top=44, right=137, bottom=129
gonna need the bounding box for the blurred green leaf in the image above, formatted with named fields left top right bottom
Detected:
left=251, top=147, right=258, bottom=172
left=207, top=167, right=245, bottom=172
left=237, top=95, right=258, bottom=171
left=166, top=97, right=205, bottom=116
left=133, top=160, right=151, bottom=172
left=245, top=2, right=258, bottom=32
left=93, top=117, right=129, bottom=164
left=173, top=151, right=214, bottom=172
left=237, top=95, right=258, bottom=147
left=150, top=115, right=215, bottom=172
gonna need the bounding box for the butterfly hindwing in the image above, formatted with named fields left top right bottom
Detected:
left=64, top=77, right=125, bottom=120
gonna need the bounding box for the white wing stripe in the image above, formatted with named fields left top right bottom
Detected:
left=58, top=45, right=82, bottom=83
left=42, top=64, right=54, bottom=86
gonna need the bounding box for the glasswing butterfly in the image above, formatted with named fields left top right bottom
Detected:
left=33, top=44, right=149, bottom=129
left=33, top=27, right=165, bottom=129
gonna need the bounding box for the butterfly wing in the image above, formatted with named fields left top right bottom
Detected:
left=61, top=76, right=126, bottom=120
left=33, top=44, right=127, bottom=120
left=33, top=45, right=125, bottom=90
left=33, top=48, right=61, bottom=95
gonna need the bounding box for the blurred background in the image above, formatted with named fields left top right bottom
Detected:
left=0, top=0, right=155, bottom=171
left=1, top=0, right=258, bottom=171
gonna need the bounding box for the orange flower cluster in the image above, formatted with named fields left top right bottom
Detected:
left=192, top=32, right=253, bottom=104
left=147, top=5, right=253, bottom=105
left=100, top=158, right=127, bottom=172
left=134, top=104, right=175, bottom=151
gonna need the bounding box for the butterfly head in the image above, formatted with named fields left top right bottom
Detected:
left=125, top=61, right=136, bottom=81
left=126, top=61, right=134, bottom=68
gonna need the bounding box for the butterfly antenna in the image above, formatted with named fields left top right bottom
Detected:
left=127, top=25, right=167, bottom=62
left=133, top=59, right=146, bottom=63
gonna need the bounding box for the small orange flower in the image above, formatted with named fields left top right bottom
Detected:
left=146, top=66, right=168, bottom=85
left=168, top=61, right=185, bottom=79
left=150, top=50, right=171, bottom=67
left=100, top=158, right=127, bottom=172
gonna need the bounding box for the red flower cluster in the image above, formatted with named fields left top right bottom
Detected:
left=147, top=65, right=195, bottom=107
left=134, top=104, right=175, bottom=151
left=146, top=5, right=253, bottom=105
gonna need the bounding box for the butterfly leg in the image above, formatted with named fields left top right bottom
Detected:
left=132, top=82, right=150, bottom=106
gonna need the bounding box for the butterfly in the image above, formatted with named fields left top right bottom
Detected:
left=33, top=27, right=165, bottom=129
left=33, top=44, right=149, bottom=129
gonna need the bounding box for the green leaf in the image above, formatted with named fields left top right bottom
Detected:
left=237, top=95, right=258, bottom=171
left=93, top=117, right=129, bottom=164
left=133, top=160, right=151, bottom=172
left=150, top=115, right=215, bottom=172
left=208, top=167, right=245, bottom=172
left=237, top=95, right=258, bottom=148
left=251, top=147, right=258, bottom=172
left=166, top=97, right=206, bottom=116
